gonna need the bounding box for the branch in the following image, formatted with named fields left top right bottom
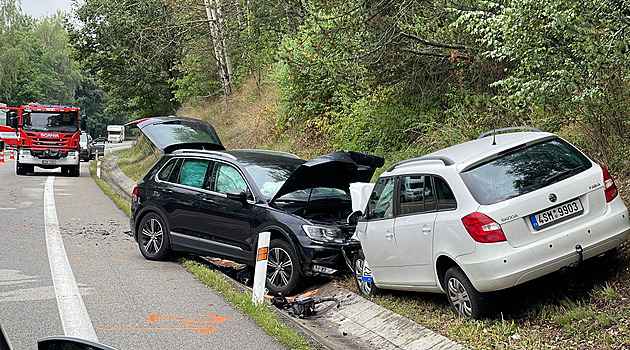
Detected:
left=400, top=48, right=471, bottom=61
left=400, top=32, right=469, bottom=51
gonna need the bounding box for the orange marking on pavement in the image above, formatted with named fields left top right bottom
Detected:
left=22, top=227, right=34, bottom=230
left=146, top=315, right=227, bottom=324
left=105, top=324, right=217, bottom=335
left=106, top=314, right=227, bottom=335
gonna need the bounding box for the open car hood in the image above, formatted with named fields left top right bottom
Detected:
left=271, top=151, right=384, bottom=204
left=126, top=116, right=224, bottom=154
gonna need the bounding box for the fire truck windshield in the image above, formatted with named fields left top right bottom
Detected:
left=23, top=111, right=78, bottom=133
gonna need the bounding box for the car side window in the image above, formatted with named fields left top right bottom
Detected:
left=399, top=175, right=436, bottom=215
left=158, top=159, right=177, bottom=181
left=366, top=177, right=395, bottom=220
left=178, top=159, right=211, bottom=189
left=212, top=163, right=252, bottom=199
left=435, top=177, right=457, bottom=210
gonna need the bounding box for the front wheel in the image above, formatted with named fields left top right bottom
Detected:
left=266, top=239, right=300, bottom=295
left=138, top=212, right=171, bottom=261
left=16, top=161, right=27, bottom=175
left=353, top=250, right=380, bottom=296
left=444, top=266, right=489, bottom=319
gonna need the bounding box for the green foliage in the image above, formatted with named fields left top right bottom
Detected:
left=70, top=0, right=182, bottom=117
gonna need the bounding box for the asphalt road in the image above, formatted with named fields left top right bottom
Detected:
left=0, top=158, right=285, bottom=350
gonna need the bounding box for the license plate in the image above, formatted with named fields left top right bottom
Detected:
left=362, top=261, right=373, bottom=282
left=530, top=198, right=583, bottom=230
left=41, top=160, right=56, bottom=164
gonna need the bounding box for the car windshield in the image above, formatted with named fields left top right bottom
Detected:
left=244, top=163, right=348, bottom=200
left=23, top=111, right=78, bottom=133
left=460, top=138, right=592, bottom=205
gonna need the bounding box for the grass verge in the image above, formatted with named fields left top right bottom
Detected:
left=89, top=158, right=131, bottom=216
left=183, top=259, right=312, bottom=350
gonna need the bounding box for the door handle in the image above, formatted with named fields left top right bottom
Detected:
left=422, top=225, right=432, bottom=234
left=163, top=189, right=173, bottom=195
left=202, top=197, right=214, bottom=204
left=385, top=231, right=394, bottom=240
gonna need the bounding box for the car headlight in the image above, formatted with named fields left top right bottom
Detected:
left=302, top=225, right=345, bottom=243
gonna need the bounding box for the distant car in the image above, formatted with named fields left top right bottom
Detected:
left=129, top=116, right=384, bottom=295
left=79, top=133, right=92, bottom=162
left=353, top=128, right=630, bottom=319
left=90, top=138, right=105, bottom=159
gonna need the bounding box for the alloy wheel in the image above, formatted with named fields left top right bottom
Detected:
left=267, top=247, right=293, bottom=288
left=141, top=218, right=163, bottom=255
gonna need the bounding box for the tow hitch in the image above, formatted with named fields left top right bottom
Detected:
left=560, top=244, right=584, bottom=273
left=570, top=244, right=584, bottom=268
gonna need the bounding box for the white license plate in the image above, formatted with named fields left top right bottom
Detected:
left=41, top=160, right=56, bottom=164
left=530, top=199, right=583, bottom=230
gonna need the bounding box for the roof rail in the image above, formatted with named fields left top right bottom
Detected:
left=231, top=149, right=302, bottom=159
left=172, top=149, right=237, bottom=160
left=477, top=127, right=542, bottom=139
left=388, top=156, right=455, bottom=172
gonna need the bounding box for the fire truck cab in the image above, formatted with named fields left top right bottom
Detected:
left=0, top=103, right=86, bottom=176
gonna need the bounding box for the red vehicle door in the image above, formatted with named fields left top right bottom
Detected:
left=0, top=107, right=20, bottom=146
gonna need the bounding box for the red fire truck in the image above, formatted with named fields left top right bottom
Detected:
left=0, top=103, right=86, bottom=176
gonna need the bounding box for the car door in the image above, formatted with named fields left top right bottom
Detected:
left=393, top=175, right=438, bottom=286
left=198, top=161, right=255, bottom=260
left=357, top=176, right=406, bottom=285
left=153, top=157, right=211, bottom=251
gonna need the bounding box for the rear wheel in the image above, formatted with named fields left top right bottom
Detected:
left=266, top=239, right=300, bottom=295
left=353, top=250, right=380, bottom=296
left=138, top=212, right=171, bottom=261
left=444, top=267, right=489, bottom=319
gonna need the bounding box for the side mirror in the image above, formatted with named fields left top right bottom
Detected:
left=226, top=188, right=247, bottom=205
left=10, top=116, right=18, bottom=129
left=38, top=336, right=119, bottom=350
left=347, top=210, right=363, bottom=225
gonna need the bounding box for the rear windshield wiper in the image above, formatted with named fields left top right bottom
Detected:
left=540, top=165, right=586, bottom=187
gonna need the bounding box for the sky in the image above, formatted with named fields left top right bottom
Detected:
left=20, top=0, right=74, bottom=18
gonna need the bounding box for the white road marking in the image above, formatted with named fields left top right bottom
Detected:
left=44, top=176, right=98, bottom=341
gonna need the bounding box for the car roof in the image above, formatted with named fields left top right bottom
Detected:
left=170, top=148, right=305, bottom=165
left=389, top=131, right=557, bottom=174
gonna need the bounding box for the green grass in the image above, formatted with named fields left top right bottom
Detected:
left=183, top=259, right=312, bottom=350
left=89, top=159, right=131, bottom=216
left=117, top=137, right=159, bottom=182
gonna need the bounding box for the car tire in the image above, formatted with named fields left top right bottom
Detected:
left=138, top=212, right=172, bottom=261
left=266, top=239, right=300, bottom=295
left=444, top=266, right=488, bottom=319
left=70, top=165, right=80, bottom=177
left=353, top=250, right=380, bottom=296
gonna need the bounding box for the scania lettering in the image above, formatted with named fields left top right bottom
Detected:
left=0, top=103, right=86, bottom=176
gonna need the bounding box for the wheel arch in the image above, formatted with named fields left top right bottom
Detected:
left=251, top=225, right=304, bottom=273
left=436, top=255, right=459, bottom=292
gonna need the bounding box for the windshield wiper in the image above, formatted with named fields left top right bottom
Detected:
left=540, top=165, right=586, bottom=187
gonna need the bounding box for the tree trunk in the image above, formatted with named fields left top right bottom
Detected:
left=204, top=0, right=232, bottom=97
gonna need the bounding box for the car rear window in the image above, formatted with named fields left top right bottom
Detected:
left=460, top=138, right=592, bottom=205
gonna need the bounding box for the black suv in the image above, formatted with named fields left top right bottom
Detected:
left=129, top=117, right=383, bottom=294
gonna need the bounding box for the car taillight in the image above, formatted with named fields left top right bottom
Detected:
left=132, top=186, right=138, bottom=200
left=461, top=212, right=506, bottom=243
left=602, top=167, right=618, bottom=203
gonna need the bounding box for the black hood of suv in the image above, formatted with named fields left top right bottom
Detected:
left=127, top=116, right=224, bottom=154
left=271, top=150, right=384, bottom=203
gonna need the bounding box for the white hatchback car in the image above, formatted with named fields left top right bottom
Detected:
left=353, top=128, right=630, bottom=319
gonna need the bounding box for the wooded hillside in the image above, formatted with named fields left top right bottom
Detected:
left=3, top=0, right=629, bottom=175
